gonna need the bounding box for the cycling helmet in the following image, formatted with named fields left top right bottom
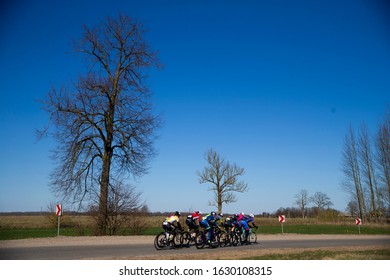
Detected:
left=175, top=211, right=181, bottom=216
left=249, top=213, right=254, bottom=218
left=218, top=213, right=224, bottom=217
left=211, top=211, right=216, bottom=216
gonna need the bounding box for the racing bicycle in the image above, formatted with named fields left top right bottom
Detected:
left=154, top=228, right=184, bottom=250
left=195, top=226, right=220, bottom=249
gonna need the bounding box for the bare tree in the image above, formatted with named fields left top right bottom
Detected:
left=346, top=200, right=359, bottom=217
left=294, top=189, right=310, bottom=218
left=375, top=111, right=390, bottom=210
left=341, top=126, right=366, bottom=220
left=358, top=124, right=381, bottom=219
left=197, top=149, right=248, bottom=213
left=38, top=15, right=161, bottom=235
left=311, top=191, right=333, bottom=211
left=105, top=180, right=145, bottom=235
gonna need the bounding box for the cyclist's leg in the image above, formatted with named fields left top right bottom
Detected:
left=242, top=221, right=250, bottom=244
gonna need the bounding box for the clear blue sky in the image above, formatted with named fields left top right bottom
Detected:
left=0, top=0, right=389, bottom=214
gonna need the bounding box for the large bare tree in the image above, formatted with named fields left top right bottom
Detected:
left=39, top=15, right=161, bottom=235
left=197, top=149, right=248, bottom=213
left=358, top=124, right=380, bottom=218
left=376, top=111, right=390, bottom=208
left=341, top=126, right=366, bottom=220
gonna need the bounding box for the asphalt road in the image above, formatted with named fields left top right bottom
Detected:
left=1, top=236, right=389, bottom=260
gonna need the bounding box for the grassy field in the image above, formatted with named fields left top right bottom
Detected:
left=0, top=214, right=389, bottom=240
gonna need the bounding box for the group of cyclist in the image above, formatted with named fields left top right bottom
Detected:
left=162, top=210, right=258, bottom=245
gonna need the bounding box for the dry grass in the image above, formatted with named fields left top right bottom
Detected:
left=0, top=215, right=95, bottom=229
left=0, top=214, right=163, bottom=229
left=0, top=215, right=388, bottom=229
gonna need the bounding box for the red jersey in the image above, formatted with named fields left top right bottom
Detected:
left=191, top=212, right=202, bottom=221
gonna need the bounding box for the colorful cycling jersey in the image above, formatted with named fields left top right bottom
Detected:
left=243, top=215, right=255, bottom=223
left=191, top=212, right=202, bottom=221
left=165, top=215, right=180, bottom=224
left=202, top=214, right=218, bottom=227
left=224, top=216, right=237, bottom=226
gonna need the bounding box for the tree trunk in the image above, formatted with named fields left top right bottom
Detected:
left=217, top=188, right=222, bottom=213
left=97, top=151, right=111, bottom=235
left=97, top=103, right=115, bottom=235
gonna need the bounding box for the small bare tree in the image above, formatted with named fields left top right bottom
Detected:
left=311, top=191, right=333, bottom=211
left=105, top=180, right=145, bottom=235
left=346, top=200, right=359, bottom=217
left=197, top=149, right=248, bottom=213
left=39, top=15, right=161, bottom=235
left=294, top=189, right=310, bottom=218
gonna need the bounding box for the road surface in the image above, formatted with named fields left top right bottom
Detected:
left=0, top=234, right=389, bottom=260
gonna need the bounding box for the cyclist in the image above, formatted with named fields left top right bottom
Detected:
left=237, top=212, right=245, bottom=221
left=185, top=211, right=202, bottom=235
left=229, top=213, right=251, bottom=245
left=162, top=211, right=182, bottom=241
left=214, top=213, right=224, bottom=235
left=223, top=215, right=237, bottom=232
left=244, top=213, right=259, bottom=230
left=199, top=211, right=219, bottom=243
left=238, top=213, right=258, bottom=245
left=215, top=213, right=224, bottom=226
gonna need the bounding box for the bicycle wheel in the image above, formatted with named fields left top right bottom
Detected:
left=231, top=232, right=241, bottom=246
left=173, top=232, right=183, bottom=248
left=182, top=232, right=190, bottom=247
left=195, top=232, right=205, bottom=249
left=248, top=232, right=257, bottom=244
left=154, top=233, right=168, bottom=250
left=209, top=233, right=220, bottom=248
left=218, top=231, right=229, bottom=247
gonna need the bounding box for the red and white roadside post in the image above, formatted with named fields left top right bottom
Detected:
left=355, top=218, right=362, bottom=234
left=279, top=215, right=285, bottom=234
left=56, top=204, right=62, bottom=236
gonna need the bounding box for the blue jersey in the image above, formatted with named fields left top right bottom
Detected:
left=243, top=215, right=255, bottom=223
left=202, top=214, right=218, bottom=227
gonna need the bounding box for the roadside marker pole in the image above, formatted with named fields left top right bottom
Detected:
left=356, top=218, right=362, bottom=234
left=57, top=216, right=61, bottom=236
left=56, top=204, right=62, bottom=236
left=279, top=215, right=285, bottom=234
